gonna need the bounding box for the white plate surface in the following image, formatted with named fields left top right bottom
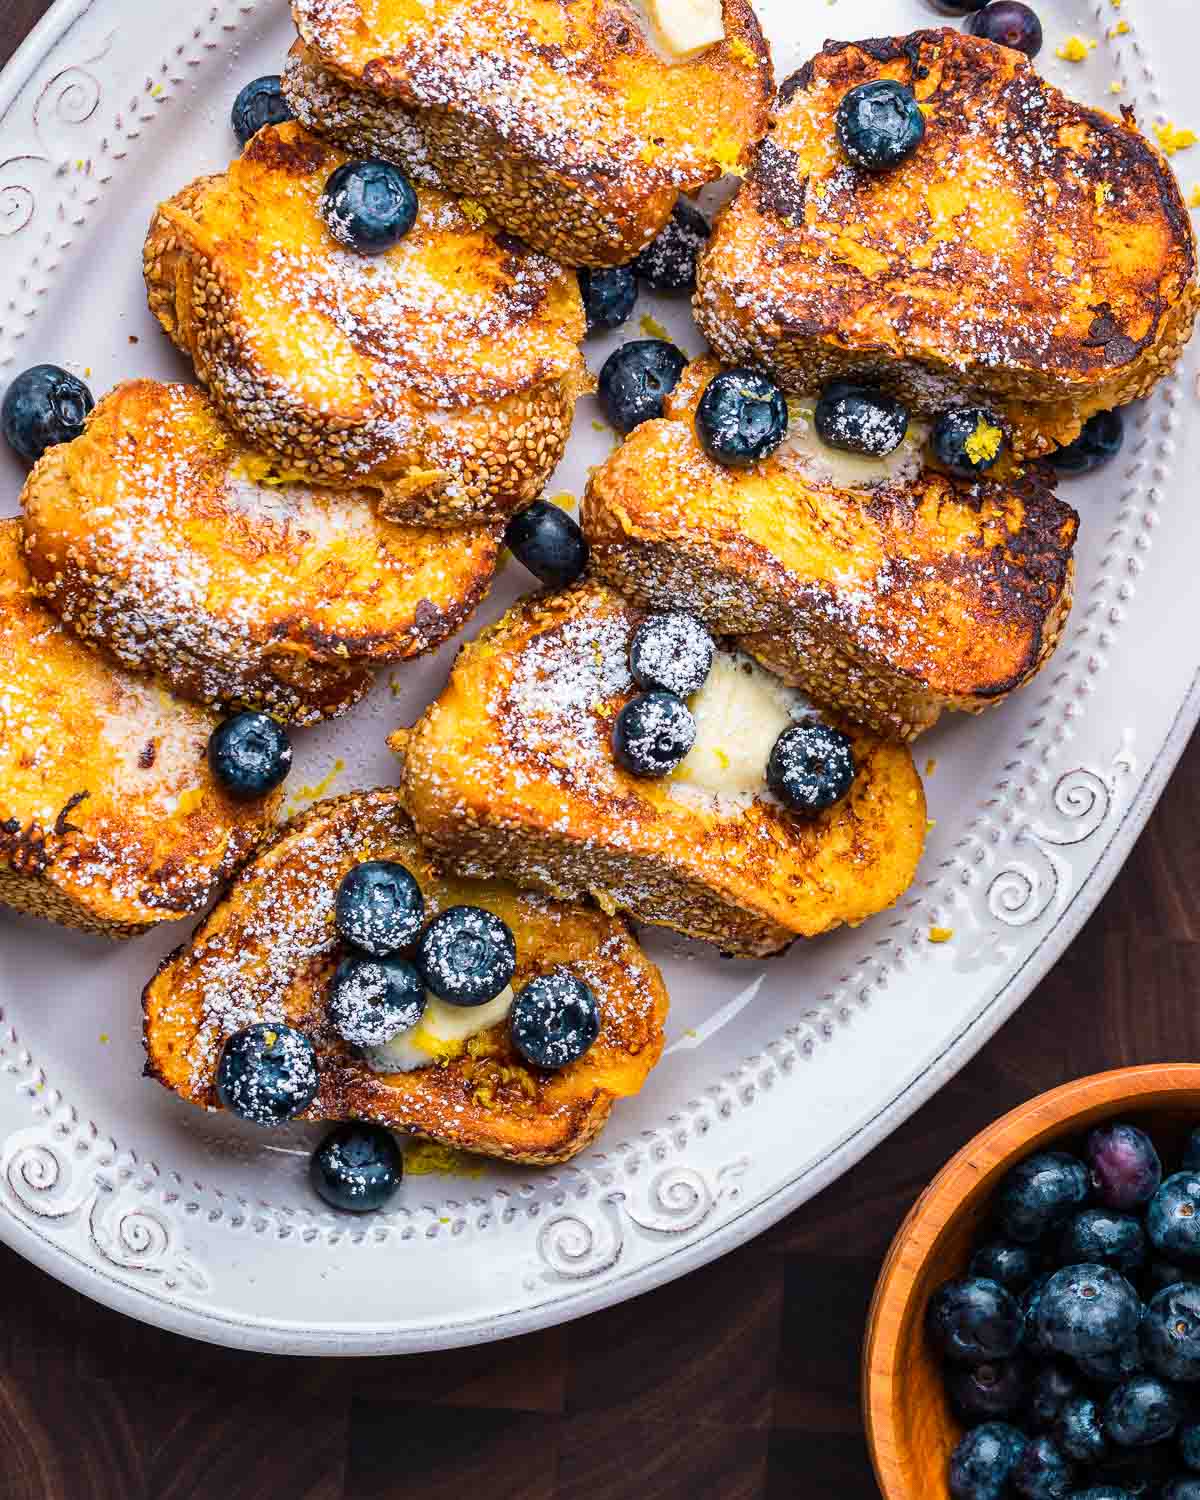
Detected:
left=0, top=0, right=1197, bottom=1354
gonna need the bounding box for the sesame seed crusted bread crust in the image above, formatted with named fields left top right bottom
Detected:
left=581, top=359, right=1079, bottom=741
left=142, top=122, right=590, bottom=525
left=393, top=581, right=927, bottom=959
left=0, top=522, right=280, bottom=938
left=695, top=29, right=1199, bottom=458
left=19, top=381, right=503, bottom=725
left=143, top=789, right=669, bottom=1166
left=283, top=0, right=774, bottom=268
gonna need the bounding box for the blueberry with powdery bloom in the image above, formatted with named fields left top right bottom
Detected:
left=948, top=1423, right=1026, bottom=1500
left=814, top=381, right=909, bottom=458
left=1031, top=1265, right=1141, bottom=1361
left=1148, top=1174, right=1200, bottom=1260
left=1103, top=1374, right=1182, bottom=1448
left=995, top=1151, right=1090, bottom=1243
left=1028, top=1364, right=1079, bottom=1430
left=1010, top=1433, right=1074, bottom=1500
left=927, top=1276, right=1023, bottom=1364
left=1087, top=1123, right=1162, bottom=1212
left=1058, top=1209, right=1147, bottom=1276
left=1054, top=1394, right=1107, bottom=1465
left=310, top=1122, right=402, bottom=1212
left=1140, top=1282, right=1200, bottom=1382
left=946, top=1358, right=1029, bottom=1421
left=972, top=1240, right=1043, bottom=1295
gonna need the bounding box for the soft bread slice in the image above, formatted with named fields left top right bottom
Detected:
left=582, top=359, right=1078, bottom=740
left=393, top=581, right=927, bottom=958
left=143, top=122, right=589, bottom=525
left=143, top=789, right=669, bottom=1165
left=283, top=0, right=773, bottom=267
left=695, top=29, right=1199, bottom=458
left=20, top=381, right=502, bottom=725
left=0, top=521, right=278, bottom=938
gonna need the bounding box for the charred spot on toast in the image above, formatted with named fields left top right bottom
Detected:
left=243, top=126, right=330, bottom=176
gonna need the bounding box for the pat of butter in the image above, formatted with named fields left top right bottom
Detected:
left=635, top=0, right=725, bottom=61
left=781, top=402, right=928, bottom=491
left=365, top=985, right=514, bottom=1073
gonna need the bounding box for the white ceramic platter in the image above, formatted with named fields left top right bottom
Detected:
left=0, top=0, right=1197, bottom=1354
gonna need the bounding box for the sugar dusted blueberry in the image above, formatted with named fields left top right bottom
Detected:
left=335, top=860, right=424, bottom=958
left=327, top=954, right=425, bottom=1047
left=696, top=368, right=789, bottom=469
left=208, top=712, right=292, bottom=800
left=415, top=906, right=516, bottom=1007
left=630, top=613, right=714, bottom=699
left=931, top=407, right=1006, bottom=479
left=631, top=200, right=711, bottom=292
left=767, top=723, right=856, bottom=816
left=613, top=690, right=696, bottom=779
left=578, top=266, right=638, bottom=335
left=509, top=969, right=600, bottom=1070
left=320, top=159, right=418, bottom=255
left=814, top=381, right=909, bottom=458
left=216, top=1023, right=319, bottom=1127
left=836, top=79, right=926, bottom=171
left=310, top=1122, right=402, bottom=1213
left=598, top=339, right=686, bottom=434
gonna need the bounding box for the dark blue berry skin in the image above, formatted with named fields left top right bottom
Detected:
left=949, top=1423, right=1027, bottom=1500
left=1183, top=1131, right=1200, bottom=1174
left=1087, top=1125, right=1162, bottom=1213
left=931, top=407, right=1006, bottom=478
left=973, top=1240, right=1043, bottom=1295
left=927, top=0, right=988, bottom=10
left=320, top=159, right=418, bottom=254
left=814, top=381, right=909, bottom=457
left=504, top=501, right=589, bottom=588
left=335, top=860, right=424, bottom=958
left=2, top=364, right=94, bottom=464
left=415, top=906, right=516, bottom=1007
left=767, top=723, right=856, bottom=816
left=1048, top=411, right=1125, bottom=477
left=1012, top=1434, right=1074, bottom=1500
left=1146, top=1260, right=1190, bottom=1297
left=947, top=1359, right=1029, bottom=1421
left=1023, top=1274, right=1055, bottom=1355
left=1181, top=1420, right=1200, bottom=1470
left=997, top=1152, right=1091, bottom=1244
left=836, top=79, right=926, bottom=171
left=630, top=614, right=714, bottom=699
left=510, top=969, right=601, bottom=1070
left=1076, top=1337, right=1145, bottom=1386
left=216, top=1024, right=319, bottom=1127
left=578, top=267, right=638, bottom=335
left=696, top=368, right=789, bottom=469
left=309, top=1122, right=402, bottom=1213
left=1032, top=1266, right=1142, bottom=1361
left=1149, top=1176, right=1200, bottom=1260
left=327, top=954, right=425, bottom=1047
left=967, top=1, right=1044, bottom=58
left=230, top=75, right=293, bottom=146
left=207, top=712, right=292, bottom=799
left=612, top=690, right=696, bottom=778
left=631, top=201, right=711, bottom=292
left=1029, top=1364, right=1080, bottom=1430
left=1058, top=1211, right=1147, bottom=1276
left=1069, top=1490, right=1134, bottom=1500
left=1163, top=1481, right=1200, bottom=1500
left=1103, top=1375, right=1182, bottom=1447
left=927, top=1276, right=1023, bottom=1364
left=1140, top=1283, right=1200, bottom=1382
left=1055, top=1394, right=1108, bottom=1465
left=598, top=340, right=686, bottom=434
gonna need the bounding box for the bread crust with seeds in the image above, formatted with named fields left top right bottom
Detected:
left=143, top=122, right=589, bottom=525
left=393, top=581, right=927, bottom=959
left=582, top=359, right=1079, bottom=741
left=695, top=29, right=1199, bottom=458
left=20, top=381, right=503, bottom=725
left=0, top=521, right=279, bottom=938
left=283, top=0, right=774, bottom=267
left=143, top=788, right=668, bottom=1165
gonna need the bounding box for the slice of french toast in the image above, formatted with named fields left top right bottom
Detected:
left=19, top=381, right=503, bottom=725
left=0, top=520, right=279, bottom=938
left=143, top=122, right=589, bottom=525
left=695, top=29, right=1199, bottom=458
left=393, top=581, right=927, bottom=958
left=582, top=359, right=1079, bottom=740
left=283, top=0, right=773, bottom=267
left=143, top=788, right=669, bottom=1165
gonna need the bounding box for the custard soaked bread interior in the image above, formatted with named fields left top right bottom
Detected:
left=284, top=0, right=774, bottom=267
left=144, top=122, right=589, bottom=525
left=696, top=29, right=1199, bottom=458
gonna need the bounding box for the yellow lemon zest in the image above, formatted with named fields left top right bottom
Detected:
left=1055, top=36, right=1095, bottom=63
left=965, top=418, right=1004, bottom=466
left=1154, top=122, right=1198, bottom=157
left=928, top=927, right=955, bottom=945
left=639, top=312, right=670, bottom=341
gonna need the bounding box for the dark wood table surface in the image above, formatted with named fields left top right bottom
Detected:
left=3, top=4, right=1199, bottom=1496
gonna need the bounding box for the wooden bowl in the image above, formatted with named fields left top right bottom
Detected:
left=863, top=1064, right=1200, bottom=1499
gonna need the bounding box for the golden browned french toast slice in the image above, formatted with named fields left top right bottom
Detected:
left=143, top=788, right=668, bottom=1165
left=0, top=521, right=279, bottom=938
left=582, top=359, right=1079, bottom=740
left=143, top=122, right=589, bottom=525
left=393, top=581, right=927, bottom=958
left=19, top=381, right=503, bottom=725
left=283, top=0, right=773, bottom=267
left=696, top=29, right=1199, bottom=458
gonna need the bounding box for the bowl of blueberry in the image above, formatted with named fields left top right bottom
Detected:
left=864, top=1064, right=1200, bottom=1500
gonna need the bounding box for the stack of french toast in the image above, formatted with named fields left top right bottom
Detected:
left=1, top=2, right=1196, bottom=1192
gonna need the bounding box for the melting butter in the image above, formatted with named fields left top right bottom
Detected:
left=366, top=985, right=514, bottom=1073
left=628, top=0, right=725, bottom=61
left=780, top=402, right=928, bottom=491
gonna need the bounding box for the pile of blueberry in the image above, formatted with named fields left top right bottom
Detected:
left=577, top=200, right=712, bottom=337
left=930, top=1120, right=1200, bottom=1499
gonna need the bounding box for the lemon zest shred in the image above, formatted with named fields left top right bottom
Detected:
left=965, top=418, right=1004, bottom=466
left=1154, top=122, right=1198, bottom=157
left=639, top=312, right=670, bottom=341
left=1055, top=36, right=1095, bottom=63
left=928, top=927, right=954, bottom=945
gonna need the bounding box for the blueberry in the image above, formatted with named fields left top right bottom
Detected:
left=630, top=613, right=714, bottom=698
left=926, top=0, right=989, bottom=10
left=1032, top=1266, right=1142, bottom=1361
left=967, top=2, right=1044, bottom=57
left=767, top=723, right=856, bottom=816
left=1029, top=1364, right=1081, bottom=1430
left=612, top=690, right=695, bottom=778
left=1077, top=1338, right=1145, bottom=1385
left=1163, top=1481, right=1200, bottom=1500
left=1055, top=1395, right=1108, bottom=1465
left=1103, top=1374, right=1182, bottom=1447
left=415, top=906, right=516, bottom=1007
left=630, top=200, right=711, bottom=292
left=504, top=501, right=589, bottom=588
left=1088, top=1125, right=1162, bottom=1213
left=949, top=1423, right=1027, bottom=1500
left=216, top=1023, right=319, bottom=1126
left=1023, top=1273, right=1055, bottom=1353
left=973, top=1240, right=1043, bottom=1295
left=814, top=381, right=909, bottom=458
left=309, top=1122, right=402, bottom=1213
left=230, top=75, right=293, bottom=146
left=836, top=79, right=926, bottom=171
left=931, top=407, right=1007, bottom=478
left=327, top=954, right=425, bottom=1047
left=2, top=364, right=94, bottom=464
left=1147, top=1261, right=1191, bottom=1297
left=597, top=339, right=687, bottom=434
left=927, top=1276, right=1023, bottom=1364
left=1183, top=1131, right=1200, bottom=1173
left=1070, top=1490, right=1134, bottom=1500
left=1013, top=1434, right=1074, bottom=1500
left=1140, top=1283, right=1200, bottom=1382
left=207, top=711, right=292, bottom=799
left=1149, top=1176, right=1200, bottom=1260
left=997, top=1152, right=1091, bottom=1243
left=1181, top=1421, right=1200, bottom=1471
left=578, top=266, right=638, bottom=336
left=319, top=159, right=418, bottom=255
left=1059, top=1211, right=1147, bottom=1276
left=945, top=1358, right=1029, bottom=1421
left=1048, top=411, right=1125, bottom=476
left=335, top=860, right=424, bottom=958
left=696, top=368, right=789, bottom=468
left=509, top=969, right=600, bottom=1070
